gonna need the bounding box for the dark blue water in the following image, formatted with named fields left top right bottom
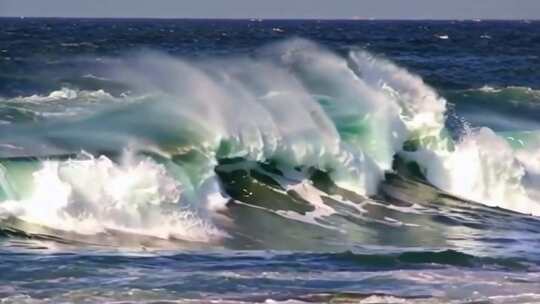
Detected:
left=1, top=19, right=539, bottom=95
left=1, top=19, right=540, bottom=303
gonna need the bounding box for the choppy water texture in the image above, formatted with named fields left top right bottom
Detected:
left=1, top=19, right=540, bottom=303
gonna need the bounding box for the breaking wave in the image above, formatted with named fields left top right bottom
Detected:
left=1, top=39, right=540, bottom=244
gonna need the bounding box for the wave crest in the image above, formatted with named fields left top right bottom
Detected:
left=2, top=39, right=540, bottom=242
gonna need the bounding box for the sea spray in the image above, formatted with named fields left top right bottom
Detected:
left=1, top=38, right=540, bottom=240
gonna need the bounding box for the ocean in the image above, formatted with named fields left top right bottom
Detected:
left=1, top=18, right=540, bottom=303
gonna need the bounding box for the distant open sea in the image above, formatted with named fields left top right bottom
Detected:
left=1, top=18, right=540, bottom=303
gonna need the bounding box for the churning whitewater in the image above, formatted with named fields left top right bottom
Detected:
left=1, top=38, right=539, bottom=243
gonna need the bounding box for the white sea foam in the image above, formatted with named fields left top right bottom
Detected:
left=0, top=152, right=225, bottom=241
left=405, top=128, right=540, bottom=216
left=7, top=87, right=117, bottom=103
left=477, top=85, right=502, bottom=93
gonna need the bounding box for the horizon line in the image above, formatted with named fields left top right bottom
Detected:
left=0, top=16, right=538, bottom=21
